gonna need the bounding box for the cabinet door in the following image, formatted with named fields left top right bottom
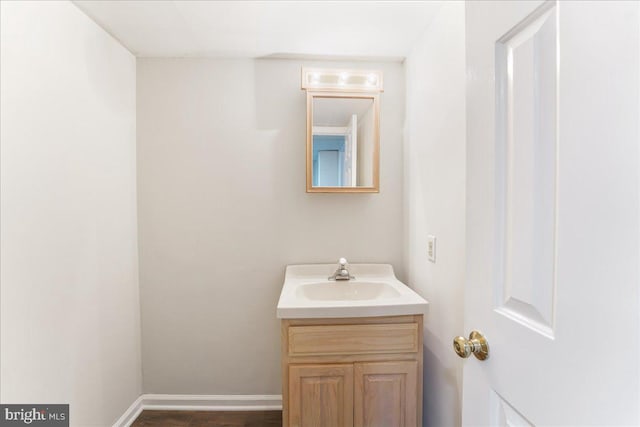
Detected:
left=289, top=364, right=354, bottom=427
left=354, top=361, right=418, bottom=427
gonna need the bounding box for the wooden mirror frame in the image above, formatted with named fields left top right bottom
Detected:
left=305, top=91, right=380, bottom=193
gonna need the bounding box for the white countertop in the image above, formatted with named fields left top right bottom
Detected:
left=276, top=263, right=429, bottom=319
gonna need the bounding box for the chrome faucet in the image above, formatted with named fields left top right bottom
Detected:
left=328, top=257, right=355, bottom=281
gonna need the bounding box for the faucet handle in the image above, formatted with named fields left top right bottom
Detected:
left=338, top=257, right=348, bottom=267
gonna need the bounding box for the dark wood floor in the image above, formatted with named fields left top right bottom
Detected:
left=131, top=410, right=282, bottom=427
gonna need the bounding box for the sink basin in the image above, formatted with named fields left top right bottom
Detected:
left=298, top=281, right=401, bottom=301
left=277, top=263, right=428, bottom=319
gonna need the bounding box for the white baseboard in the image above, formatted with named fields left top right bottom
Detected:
left=113, top=395, right=144, bottom=427
left=142, top=394, right=283, bottom=411
left=114, top=394, right=283, bottom=427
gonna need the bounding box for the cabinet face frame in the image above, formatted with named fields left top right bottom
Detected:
left=281, top=315, right=423, bottom=427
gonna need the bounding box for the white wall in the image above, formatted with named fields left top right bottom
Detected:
left=0, top=2, right=141, bottom=425
left=404, top=2, right=466, bottom=426
left=136, top=58, right=405, bottom=393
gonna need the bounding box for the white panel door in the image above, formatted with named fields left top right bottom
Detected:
left=464, top=1, right=639, bottom=425
left=345, top=114, right=358, bottom=186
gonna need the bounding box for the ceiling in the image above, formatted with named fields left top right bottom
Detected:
left=73, top=1, right=443, bottom=59
left=314, top=97, right=373, bottom=127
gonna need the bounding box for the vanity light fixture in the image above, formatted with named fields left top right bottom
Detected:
left=301, top=68, right=384, bottom=92
left=301, top=67, right=383, bottom=193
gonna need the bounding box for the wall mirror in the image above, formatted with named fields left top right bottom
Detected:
left=302, top=69, right=382, bottom=193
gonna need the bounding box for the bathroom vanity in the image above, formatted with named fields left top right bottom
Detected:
left=277, top=263, right=428, bottom=427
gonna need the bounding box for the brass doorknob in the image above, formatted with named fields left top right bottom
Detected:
left=453, top=330, right=489, bottom=360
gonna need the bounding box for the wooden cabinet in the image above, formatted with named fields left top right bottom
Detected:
left=282, top=315, right=423, bottom=427
left=289, top=364, right=354, bottom=427
left=355, top=361, right=418, bottom=427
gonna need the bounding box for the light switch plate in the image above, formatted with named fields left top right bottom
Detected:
left=427, top=235, right=436, bottom=262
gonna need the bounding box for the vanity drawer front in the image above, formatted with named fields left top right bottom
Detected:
left=288, top=323, right=419, bottom=357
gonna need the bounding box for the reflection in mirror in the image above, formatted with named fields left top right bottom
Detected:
left=301, top=68, right=383, bottom=92
left=308, top=95, right=379, bottom=192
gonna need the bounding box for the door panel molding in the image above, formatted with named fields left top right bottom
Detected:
left=494, top=0, right=558, bottom=339
left=491, top=390, right=534, bottom=427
